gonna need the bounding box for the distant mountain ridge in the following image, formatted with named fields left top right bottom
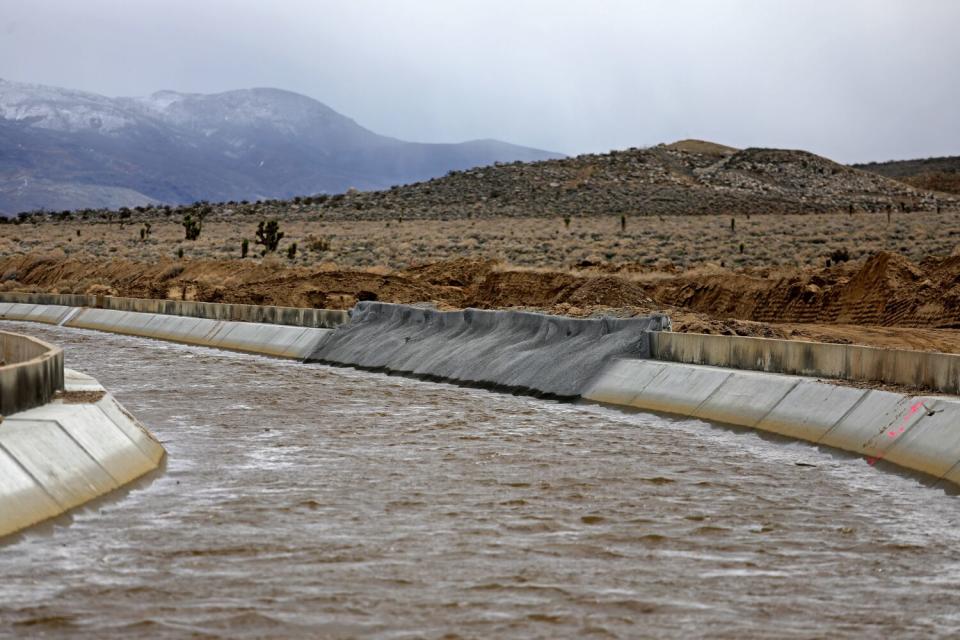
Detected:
left=0, top=79, right=562, bottom=215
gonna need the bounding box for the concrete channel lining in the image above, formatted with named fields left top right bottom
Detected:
left=5, top=298, right=960, bottom=491
left=0, top=368, right=166, bottom=539
left=0, top=302, right=333, bottom=361
left=651, top=331, right=960, bottom=395
left=584, top=358, right=960, bottom=487
left=0, top=291, right=349, bottom=329
left=307, top=301, right=672, bottom=397
left=0, top=330, right=65, bottom=416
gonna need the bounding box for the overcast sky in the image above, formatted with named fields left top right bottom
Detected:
left=1, top=0, right=957, bottom=162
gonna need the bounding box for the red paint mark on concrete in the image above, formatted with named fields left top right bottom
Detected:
left=865, top=401, right=926, bottom=466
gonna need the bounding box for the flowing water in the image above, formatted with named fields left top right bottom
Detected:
left=2, top=321, right=960, bottom=638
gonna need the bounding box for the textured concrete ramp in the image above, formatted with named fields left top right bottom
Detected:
left=307, top=302, right=671, bottom=397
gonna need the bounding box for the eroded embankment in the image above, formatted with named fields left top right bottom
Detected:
left=307, top=302, right=671, bottom=397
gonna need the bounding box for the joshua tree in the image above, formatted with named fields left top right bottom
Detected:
left=620, top=214, right=626, bottom=233
left=563, top=215, right=571, bottom=230
left=241, top=238, right=249, bottom=258
left=286, top=242, right=298, bottom=260
left=182, top=213, right=202, bottom=240
left=255, top=220, right=284, bottom=254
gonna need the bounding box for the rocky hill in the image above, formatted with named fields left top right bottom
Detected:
left=853, top=156, right=960, bottom=195
left=314, top=141, right=956, bottom=220
left=0, top=79, right=561, bottom=215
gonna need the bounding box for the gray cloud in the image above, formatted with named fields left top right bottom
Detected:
left=1, top=0, right=957, bottom=162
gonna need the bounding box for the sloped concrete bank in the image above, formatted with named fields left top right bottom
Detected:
left=0, top=303, right=332, bottom=360
left=584, top=359, right=960, bottom=487
left=1, top=364, right=166, bottom=538
left=4, top=298, right=960, bottom=489
left=306, top=302, right=672, bottom=397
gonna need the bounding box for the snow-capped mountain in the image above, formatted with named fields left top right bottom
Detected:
left=0, top=79, right=561, bottom=214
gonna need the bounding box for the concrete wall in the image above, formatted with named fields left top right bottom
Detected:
left=583, top=358, right=960, bottom=487
left=651, top=331, right=960, bottom=395
left=0, top=368, right=166, bottom=539
left=0, top=303, right=332, bottom=360
left=308, top=302, right=671, bottom=397
left=0, top=331, right=64, bottom=416
left=5, top=298, right=960, bottom=490
left=0, top=292, right=348, bottom=329
left=65, top=308, right=331, bottom=359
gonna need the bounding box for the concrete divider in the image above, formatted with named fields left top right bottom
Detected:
left=0, top=368, right=166, bottom=538
left=0, top=292, right=349, bottom=329
left=651, top=331, right=960, bottom=395
left=0, top=331, right=64, bottom=416
left=307, top=302, right=672, bottom=397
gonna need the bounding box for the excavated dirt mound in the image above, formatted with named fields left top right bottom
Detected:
left=649, top=251, right=960, bottom=329
left=6, top=251, right=960, bottom=352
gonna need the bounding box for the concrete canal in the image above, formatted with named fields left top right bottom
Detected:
left=2, top=321, right=960, bottom=638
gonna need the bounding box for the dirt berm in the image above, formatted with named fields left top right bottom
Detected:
left=5, top=251, right=960, bottom=353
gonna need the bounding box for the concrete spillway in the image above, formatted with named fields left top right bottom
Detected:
left=307, top=302, right=672, bottom=397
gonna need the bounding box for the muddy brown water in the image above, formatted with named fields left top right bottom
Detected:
left=2, top=322, right=960, bottom=638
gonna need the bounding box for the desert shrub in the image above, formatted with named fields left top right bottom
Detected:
left=829, top=247, right=851, bottom=263
left=287, top=242, right=298, bottom=260
left=241, top=238, right=249, bottom=258
left=306, top=235, right=331, bottom=252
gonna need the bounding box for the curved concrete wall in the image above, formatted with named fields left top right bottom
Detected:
left=307, top=302, right=671, bottom=397
left=584, top=358, right=960, bottom=487
left=0, top=303, right=332, bottom=360
left=0, top=292, right=348, bottom=329
left=0, top=368, right=165, bottom=538
left=65, top=308, right=331, bottom=359
left=6, top=298, right=960, bottom=489
left=0, top=331, right=64, bottom=416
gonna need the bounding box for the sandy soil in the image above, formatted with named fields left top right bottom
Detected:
left=4, top=246, right=960, bottom=354
left=4, top=210, right=960, bottom=270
